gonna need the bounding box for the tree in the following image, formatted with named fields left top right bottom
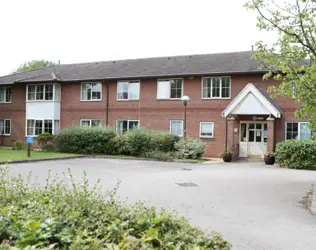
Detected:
left=15, top=60, right=56, bottom=73
left=245, top=0, right=316, bottom=130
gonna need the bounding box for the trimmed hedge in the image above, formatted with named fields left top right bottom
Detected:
left=55, top=126, right=116, bottom=154
left=275, top=140, right=316, bottom=170
left=0, top=166, right=231, bottom=249
left=175, top=138, right=206, bottom=159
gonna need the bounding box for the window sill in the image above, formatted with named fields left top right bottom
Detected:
left=26, top=100, right=61, bottom=103
left=80, top=99, right=102, bottom=102
left=117, top=99, right=140, bottom=101
left=200, top=136, right=214, bottom=139
left=0, top=134, right=11, bottom=136
left=0, top=102, right=12, bottom=104
left=201, top=97, right=231, bottom=100
left=157, top=98, right=183, bottom=101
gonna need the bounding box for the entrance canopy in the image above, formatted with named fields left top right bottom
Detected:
left=222, top=83, right=281, bottom=118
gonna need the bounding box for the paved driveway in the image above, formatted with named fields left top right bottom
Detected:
left=6, top=159, right=316, bottom=250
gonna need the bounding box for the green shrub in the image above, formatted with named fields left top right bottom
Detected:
left=275, top=140, right=316, bottom=170
left=142, top=150, right=176, bottom=161
left=11, top=140, right=23, bottom=150
left=105, top=134, right=130, bottom=155
left=0, top=166, right=231, bottom=249
left=174, top=138, right=206, bottom=159
left=147, top=130, right=180, bottom=152
left=124, top=128, right=152, bottom=156
left=55, top=126, right=116, bottom=154
left=36, top=132, right=56, bottom=152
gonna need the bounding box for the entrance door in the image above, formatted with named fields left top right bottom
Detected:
left=239, top=122, right=268, bottom=157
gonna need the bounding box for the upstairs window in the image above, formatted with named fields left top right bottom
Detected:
left=0, top=87, right=12, bottom=103
left=27, top=84, right=55, bottom=101
left=0, top=119, right=11, bottom=135
left=116, top=120, right=139, bottom=134
left=117, top=81, right=140, bottom=100
left=286, top=122, right=311, bottom=140
left=157, top=79, right=183, bottom=99
left=202, top=77, right=231, bottom=99
left=81, top=82, right=102, bottom=101
left=80, top=119, right=101, bottom=127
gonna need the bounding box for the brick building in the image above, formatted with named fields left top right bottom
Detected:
left=0, top=51, right=311, bottom=157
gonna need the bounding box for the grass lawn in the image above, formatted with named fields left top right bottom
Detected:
left=0, top=148, right=80, bottom=162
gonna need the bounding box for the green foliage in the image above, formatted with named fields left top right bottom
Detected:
left=244, top=0, right=316, bottom=130
left=10, top=140, right=23, bottom=150
left=15, top=60, right=56, bottom=73
left=36, top=133, right=56, bottom=152
left=142, top=150, right=176, bottom=161
left=55, top=126, right=116, bottom=154
left=0, top=166, right=231, bottom=249
left=275, top=140, right=316, bottom=170
left=174, top=139, right=206, bottom=159
left=105, top=129, right=180, bottom=157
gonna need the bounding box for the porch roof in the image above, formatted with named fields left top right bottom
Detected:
left=222, top=83, right=282, bottom=118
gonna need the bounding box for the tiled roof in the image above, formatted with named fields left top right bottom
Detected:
left=0, top=51, right=266, bottom=85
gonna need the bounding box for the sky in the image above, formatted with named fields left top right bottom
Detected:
left=0, top=0, right=277, bottom=76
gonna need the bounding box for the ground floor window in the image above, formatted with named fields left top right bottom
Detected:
left=286, top=122, right=311, bottom=140
left=80, top=119, right=101, bottom=127
left=170, top=120, right=183, bottom=136
left=0, top=119, right=11, bottom=135
left=27, top=119, right=60, bottom=136
left=199, top=122, right=214, bottom=138
left=116, top=120, right=139, bottom=134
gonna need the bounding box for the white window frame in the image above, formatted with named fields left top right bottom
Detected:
left=80, top=119, right=102, bottom=127
left=0, top=87, right=12, bottom=103
left=117, top=80, right=140, bottom=100
left=81, top=82, right=102, bottom=101
left=285, top=122, right=311, bottom=140
left=169, top=120, right=184, bottom=137
left=0, top=119, right=11, bottom=136
left=26, top=84, right=58, bottom=101
left=199, top=122, right=214, bottom=138
left=201, top=76, right=231, bottom=99
left=26, top=119, right=60, bottom=136
left=116, top=120, right=140, bottom=134
left=157, top=78, right=184, bottom=100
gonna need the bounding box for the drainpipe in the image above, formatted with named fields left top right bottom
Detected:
left=225, top=117, right=228, bottom=149
left=105, top=81, right=109, bottom=126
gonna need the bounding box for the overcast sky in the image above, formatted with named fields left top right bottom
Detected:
left=0, top=0, right=277, bottom=76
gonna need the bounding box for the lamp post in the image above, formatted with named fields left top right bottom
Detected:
left=181, top=95, right=190, bottom=138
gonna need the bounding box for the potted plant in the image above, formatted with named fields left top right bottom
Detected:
left=220, top=148, right=234, bottom=162
left=264, top=152, right=275, bottom=165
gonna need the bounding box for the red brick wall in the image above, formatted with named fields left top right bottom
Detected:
left=0, top=74, right=306, bottom=157
left=0, top=84, right=26, bottom=146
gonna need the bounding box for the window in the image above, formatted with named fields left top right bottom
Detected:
left=170, top=120, right=183, bottom=136
left=200, top=122, right=214, bottom=138
left=117, top=81, right=140, bottom=100
left=157, top=79, right=183, bottom=99
left=27, top=119, right=60, bottom=136
left=0, top=119, right=11, bottom=135
left=202, top=77, right=231, bottom=99
left=81, top=82, right=102, bottom=101
left=0, top=87, right=12, bottom=103
left=27, top=84, right=55, bottom=101
left=80, top=119, right=102, bottom=127
left=116, top=120, right=139, bottom=134
left=286, top=122, right=311, bottom=140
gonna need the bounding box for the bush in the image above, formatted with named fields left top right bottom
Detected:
left=11, top=140, right=23, bottom=150
left=142, top=150, right=176, bottom=161
left=105, top=129, right=180, bottom=157
left=55, top=126, right=116, bottom=154
left=0, top=166, right=231, bottom=249
left=174, top=139, right=206, bottom=159
left=275, top=140, right=316, bottom=170
left=36, top=132, right=56, bottom=152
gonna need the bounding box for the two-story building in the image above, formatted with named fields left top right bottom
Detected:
left=0, top=51, right=311, bottom=157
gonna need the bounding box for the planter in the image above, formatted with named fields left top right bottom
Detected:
left=222, top=153, right=232, bottom=162
left=264, top=156, right=275, bottom=165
